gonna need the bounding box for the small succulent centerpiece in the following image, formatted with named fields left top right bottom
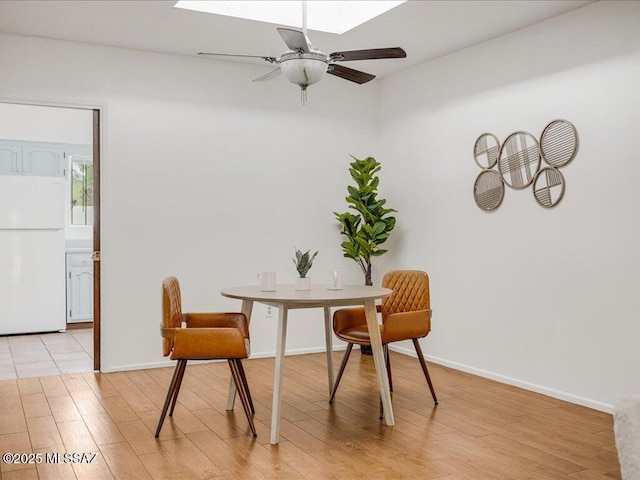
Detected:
left=293, top=248, right=318, bottom=291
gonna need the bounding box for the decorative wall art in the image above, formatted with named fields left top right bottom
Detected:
left=540, top=119, right=579, bottom=168
left=533, top=167, right=565, bottom=208
left=472, top=119, right=578, bottom=210
left=474, top=169, right=504, bottom=211
left=473, top=133, right=500, bottom=169
left=498, top=131, right=540, bottom=189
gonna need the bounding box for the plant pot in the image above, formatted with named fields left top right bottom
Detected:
left=294, top=277, right=311, bottom=291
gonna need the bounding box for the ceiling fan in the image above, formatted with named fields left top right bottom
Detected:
left=197, top=2, right=406, bottom=103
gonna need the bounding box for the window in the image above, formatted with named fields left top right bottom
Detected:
left=70, top=155, right=93, bottom=226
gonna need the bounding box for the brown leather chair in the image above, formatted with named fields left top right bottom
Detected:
left=155, top=276, right=256, bottom=437
left=330, top=270, right=437, bottom=406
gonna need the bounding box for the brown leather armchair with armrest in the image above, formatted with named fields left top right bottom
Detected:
left=156, top=276, right=256, bottom=437
left=330, top=270, right=437, bottom=406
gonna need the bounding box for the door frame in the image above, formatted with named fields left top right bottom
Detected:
left=0, top=98, right=104, bottom=371
left=92, top=109, right=101, bottom=371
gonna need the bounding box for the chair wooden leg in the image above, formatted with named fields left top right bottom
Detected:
left=329, top=343, right=353, bottom=403
left=169, top=359, right=188, bottom=417
left=229, top=360, right=257, bottom=437
left=384, top=344, right=393, bottom=393
left=412, top=338, right=438, bottom=405
left=155, top=359, right=184, bottom=438
left=236, top=359, right=254, bottom=414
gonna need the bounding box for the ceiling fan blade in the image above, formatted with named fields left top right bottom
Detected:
left=330, top=47, right=406, bottom=62
left=328, top=64, right=375, bottom=84
left=277, top=28, right=310, bottom=53
left=198, top=52, right=277, bottom=63
left=252, top=67, right=282, bottom=82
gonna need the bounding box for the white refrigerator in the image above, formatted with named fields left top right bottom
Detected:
left=0, top=176, right=66, bottom=335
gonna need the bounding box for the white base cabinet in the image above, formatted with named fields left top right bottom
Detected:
left=66, top=252, right=94, bottom=323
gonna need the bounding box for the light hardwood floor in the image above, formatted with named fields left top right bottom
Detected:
left=0, top=351, right=621, bottom=479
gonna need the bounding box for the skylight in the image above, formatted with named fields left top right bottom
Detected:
left=174, top=1, right=406, bottom=35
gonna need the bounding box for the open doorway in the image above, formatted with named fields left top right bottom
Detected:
left=0, top=102, right=101, bottom=378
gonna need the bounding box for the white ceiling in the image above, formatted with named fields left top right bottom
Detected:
left=0, top=0, right=593, bottom=80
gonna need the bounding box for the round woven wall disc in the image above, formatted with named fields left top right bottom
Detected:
left=474, top=169, right=504, bottom=211
left=533, top=167, right=565, bottom=208
left=473, top=133, right=500, bottom=169
left=498, top=131, right=541, bottom=190
left=540, top=119, right=578, bottom=168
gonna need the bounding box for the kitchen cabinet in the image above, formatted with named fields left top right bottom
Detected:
left=0, top=140, right=65, bottom=177
left=66, top=252, right=94, bottom=323
left=22, top=146, right=65, bottom=176
left=0, top=143, right=21, bottom=175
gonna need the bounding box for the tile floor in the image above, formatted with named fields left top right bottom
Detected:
left=0, top=328, right=93, bottom=380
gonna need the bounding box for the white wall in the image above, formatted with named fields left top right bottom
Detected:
left=0, top=32, right=380, bottom=371
left=0, top=103, right=92, bottom=144
left=378, top=0, right=640, bottom=411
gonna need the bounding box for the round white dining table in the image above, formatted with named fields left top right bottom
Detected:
left=221, top=283, right=393, bottom=445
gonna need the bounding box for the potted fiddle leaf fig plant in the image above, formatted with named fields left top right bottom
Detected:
left=293, top=248, right=318, bottom=291
left=334, top=155, right=396, bottom=353
left=334, top=155, right=397, bottom=286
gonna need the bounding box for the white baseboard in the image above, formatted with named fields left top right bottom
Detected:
left=101, top=360, right=175, bottom=373
left=102, top=344, right=611, bottom=414
left=100, top=344, right=350, bottom=373
left=389, top=345, right=614, bottom=414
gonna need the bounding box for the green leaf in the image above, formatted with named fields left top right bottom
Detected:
left=347, top=185, right=360, bottom=198
left=340, top=241, right=359, bottom=259
left=362, top=224, right=375, bottom=235
left=384, top=217, right=396, bottom=230
left=355, top=237, right=373, bottom=252
left=372, top=222, right=386, bottom=234
left=380, top=207, right=398, bottom=215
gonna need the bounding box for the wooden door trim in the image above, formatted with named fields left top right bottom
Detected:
left=92, top=109, right=101, bottom=371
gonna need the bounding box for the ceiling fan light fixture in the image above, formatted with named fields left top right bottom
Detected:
left=195, top=4, right=407, bottom=104
left=279, top=53, right=328, bottom=88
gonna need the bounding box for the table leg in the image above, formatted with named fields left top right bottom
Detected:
left=364, top=299, right=394, bottom=425
left=226, top=299, right=254, bottom=410
left=323, top=307, right=335, bottom=395
left=270, top=305, right=288, bottom=444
